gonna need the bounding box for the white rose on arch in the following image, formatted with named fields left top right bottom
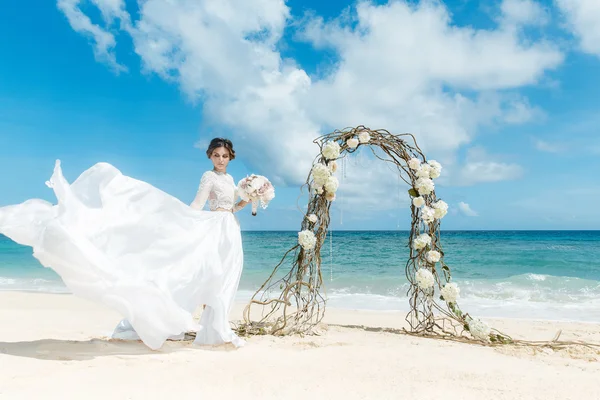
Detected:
left=358, top=131, right=371, bottom=144
left=429, top=160, right=442, bottom=178
left=416, top=163, right=432, bottom=179
left=325, top=192, right=336, bottom=201
left=322, top=141, right=341, bottom=160
left=298, top=230, right=317, bottom=250
left=412, top=196, right=425, bottom=207
left=324, top=176, right=339, bottom=193
left=307, top=214, right=318, bottom=223
left=421, top=206, right=436, bottom=224
left=441, top=282, right=460, bottom=303
left=415, top=268, right=435, bottom=290
left=467, top=317, right=491, bottom=341
left=346, top=138, right=359, bottom=149
left=328, top=160, right=338, bottom=173
left=432, top=200, right=448, bottom=219
left=311, top=163, right=330, bottom=186
left=408, top=158, right=421, bottom=170
left=426, top=250, right=441, bottom=263
left=415, top=177, right=435, bottom=195
left=412, top=233, right=432, bottom=250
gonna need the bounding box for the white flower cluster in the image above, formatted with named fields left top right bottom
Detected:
left=425, top=250, right=441, bottom=263
left=467, top=317, right=491, bottom=341
left=307, top=214, right=318, bottom=223
left=412, top=233, right=432, bottom=250
left=358, top=131, right=371, bottom=143
left=408, top=158, right=442, bottom=196
left=412, top=196, right=425, bottom=207
left=413, top=198, right=448, bottom=224
left=415, top=268, right=435, bottom=290
left=421, top=206, right=436, bottom=223
left=346, top=138, right=359, bottom=149
left=329, top=160, right=338, bottom=173
left=237, top=174, right=275, bottom=215
left=428, top=160, right=442, bottom=178
left=298, top=230, right=317, bottom=250
left=345, top=130, right=371, bottom=150
left=432, top=200, right=448, bottom=219
left=324, top=176, right=339, bottom=193
left=415, top=177, right=434, bottom=195
left=311, top=161, right=339, bottom=202
left=312, top=163, right=330, bottom=187
left=322, top=141, right=341, bottom=160
left=440, top=282, right=460, bottom=303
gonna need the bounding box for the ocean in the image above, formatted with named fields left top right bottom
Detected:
left=2, top=230, right=600, bottom=323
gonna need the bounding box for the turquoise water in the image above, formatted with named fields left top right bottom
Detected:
left=2, top=231, right=600, bottom=322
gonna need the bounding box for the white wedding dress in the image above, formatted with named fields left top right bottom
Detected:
left=0, top=160, right=245, bottom=350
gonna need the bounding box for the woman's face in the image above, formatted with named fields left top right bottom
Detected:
left=210, top=146, right=231, bottom=172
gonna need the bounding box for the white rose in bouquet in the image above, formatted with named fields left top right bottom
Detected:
left=237, top=174, right=275, bottom=216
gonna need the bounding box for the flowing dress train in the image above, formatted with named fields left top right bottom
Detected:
left=0, top=161, right=245, bottom=349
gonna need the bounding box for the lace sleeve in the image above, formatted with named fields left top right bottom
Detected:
left=232, top=186, right=242, bottom=213
left=190, top=172, right=213, bottom=210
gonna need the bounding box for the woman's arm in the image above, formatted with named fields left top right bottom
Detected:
left=232, top=200, right=249, bottom=213
left=190, top=172, right=213, bottom=210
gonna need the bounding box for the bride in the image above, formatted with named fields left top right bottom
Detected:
left=0, top=137, right=251, bottom=350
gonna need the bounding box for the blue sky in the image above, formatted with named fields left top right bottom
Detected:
left=1, top=0, right=599, bottom=230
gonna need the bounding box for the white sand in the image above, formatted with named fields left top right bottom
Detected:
left=1, top=292, right=599, bottom=399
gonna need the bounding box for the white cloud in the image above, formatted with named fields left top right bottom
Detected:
left=58, top=0, right=562, bottom=207
left=458, top=202, right=479, bottom=217
left=500, top=0, right=549, bottom=27
left=501, top=97, right=546, bottom=124
left=555, top=0, right=600, bottom=56
left=457, top=146, right=523, bottom=185
left=533, top=138, right=562, bottom=153
left=56, top=0, right=128, bottom=73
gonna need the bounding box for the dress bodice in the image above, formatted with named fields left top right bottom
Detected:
left=190, top=170, right=237, bottom=211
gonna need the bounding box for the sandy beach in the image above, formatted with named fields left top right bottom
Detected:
left=0, top=291, right=599, bottom=400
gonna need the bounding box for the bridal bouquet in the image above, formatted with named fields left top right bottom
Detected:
left=237, top=174, right=275, bottom=215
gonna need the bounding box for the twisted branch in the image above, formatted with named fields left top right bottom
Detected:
left=236, top=126, right=599, bottom=352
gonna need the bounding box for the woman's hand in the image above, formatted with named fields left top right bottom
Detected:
left=233, top=200, right=249, bottom=213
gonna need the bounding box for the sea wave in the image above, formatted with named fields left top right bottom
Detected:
left=0, top=277, right=69, bottom=294
left=3, top=273, right=600, bottom=322
left=237, top=273, right=600, bottom=322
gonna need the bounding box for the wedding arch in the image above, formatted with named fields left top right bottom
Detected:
left=237, top=126, right=513, bottom=343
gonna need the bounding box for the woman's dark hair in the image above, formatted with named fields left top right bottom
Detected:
left=206, top=137, right=235, bottom=160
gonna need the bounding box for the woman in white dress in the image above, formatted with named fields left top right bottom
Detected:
left=0, top=138, right=248, bottom=350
